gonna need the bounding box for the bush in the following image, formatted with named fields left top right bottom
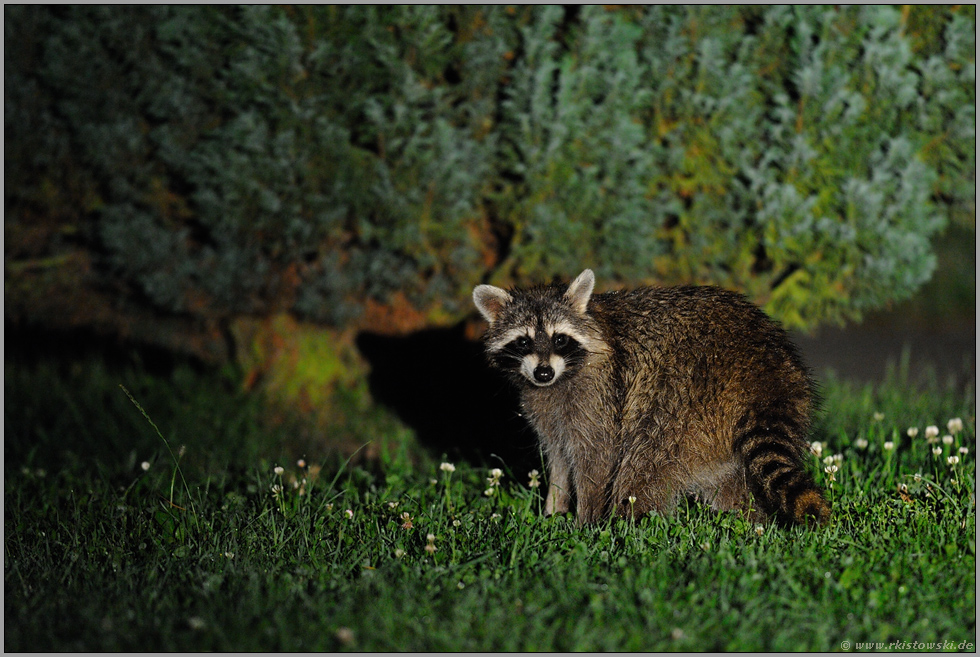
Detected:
left=5, top=5, right=974, bottom=340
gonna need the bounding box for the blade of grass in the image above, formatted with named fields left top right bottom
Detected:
left=119, top=384, right=196, bottom=518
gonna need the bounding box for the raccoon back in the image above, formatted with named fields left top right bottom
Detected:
left=589, top=285, right=829, bottom=525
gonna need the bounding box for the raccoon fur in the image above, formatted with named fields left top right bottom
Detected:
left=472, top=269, right=830, bottom=526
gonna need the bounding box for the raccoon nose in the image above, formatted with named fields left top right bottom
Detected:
left=533, top=364, right=555, bottom=384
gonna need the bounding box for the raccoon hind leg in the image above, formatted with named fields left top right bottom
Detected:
left=687, top=460, right=760, bottom=520
left=734, top=417, right=830, bottom=526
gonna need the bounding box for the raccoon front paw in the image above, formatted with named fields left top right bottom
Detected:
left=544, top=486, right=571, bottom=515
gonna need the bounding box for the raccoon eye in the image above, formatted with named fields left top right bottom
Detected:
left=552, top=333, right=569, bottom=349
left=514, top=336, right=533, bottom=353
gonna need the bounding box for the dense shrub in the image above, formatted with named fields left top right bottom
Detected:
left=5, top=5, right=974, bottom=344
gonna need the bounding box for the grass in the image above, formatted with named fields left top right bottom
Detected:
left=4, top=351, right=976, bottom=651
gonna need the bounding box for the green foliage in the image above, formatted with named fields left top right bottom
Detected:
left=3, top=356, right=976, bottom=651
left=4, top=5, right=974, bottom=331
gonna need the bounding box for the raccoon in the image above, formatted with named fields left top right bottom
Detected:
left=472, top=269, right=830, bottom=526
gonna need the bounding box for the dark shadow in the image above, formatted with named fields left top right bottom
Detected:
left=355, top=323, right=542, bottom=473
left=4, top=321, right=202, bottom=377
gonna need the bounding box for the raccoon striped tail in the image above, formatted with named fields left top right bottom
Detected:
left=735, top=421, right=830, bottom=526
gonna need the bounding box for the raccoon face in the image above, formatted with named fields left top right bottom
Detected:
left=486, top=323, right=586, bottom=387
left=473, top=270, right=599, bottom=388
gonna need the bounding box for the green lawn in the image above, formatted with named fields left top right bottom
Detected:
left=4, top=352, right=976, bottom=651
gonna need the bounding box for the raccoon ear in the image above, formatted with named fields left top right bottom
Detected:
left=564, top=269, right=595, bottom=315
left=473, top=284, right=512, bottom=324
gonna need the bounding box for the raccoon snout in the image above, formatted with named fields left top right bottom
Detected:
left=519, top=354, right=564, bottom=386
left=533, top=364, right=555, bottom=384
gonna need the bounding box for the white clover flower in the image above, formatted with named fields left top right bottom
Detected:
left=833, top=453, right=843, bottom=465
left=810, top=441, right=823, bottom=457
left=628, top=496, right=637, bottom=505
left=141, top=461, right=151, bottom=471
left=224, top=551, right=235, bottom=559
left=394, top=548, right=406, bottom=558
left=925, top=425, right=940, bottom=440
left=873, top=412, right=885, bottom=422
left=754, top=524, right=764, bottom=537
left=823, top=455, right=836, bottom=466
left=399, top=512, right=413, bottom=530
left=270, top=484, right=283, bottom=495
left=452, top=519, right=461, bottom=527
left=958, top=446, right=968, bottom=456
left=907, top=427, right=919, bottom=438
left=440, top=462, right=456, bottom=473
left=947, top=418, right=964, bottom=434
left=855, top=438, right=869, bottom=450
left=942, top=434, right=954, bottom=446
left=486, top=468, right=504, bottom=488
left=484, top=488, right=495, bottom=497
left=274, top=466, right=284, bottom=476
left=297, top=459, right=306, bottom=468
left=824, top=464, right=838, bottom=474
left=528, top=469, right=541, bottom=489
left=344, top=509, right=354, bottom=519
left=947, top=455, right=960, bottom=466
left=913, top=473, right=922, bottom=482
left=335, top=628, right=355, bottom=646
left=490, top=513, right=502, bottom=521
left=388, top=501, right=399, bottom=509
left=883, top=441, right=894, bottom=451
left=932, top=446, right=943, bottom=457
